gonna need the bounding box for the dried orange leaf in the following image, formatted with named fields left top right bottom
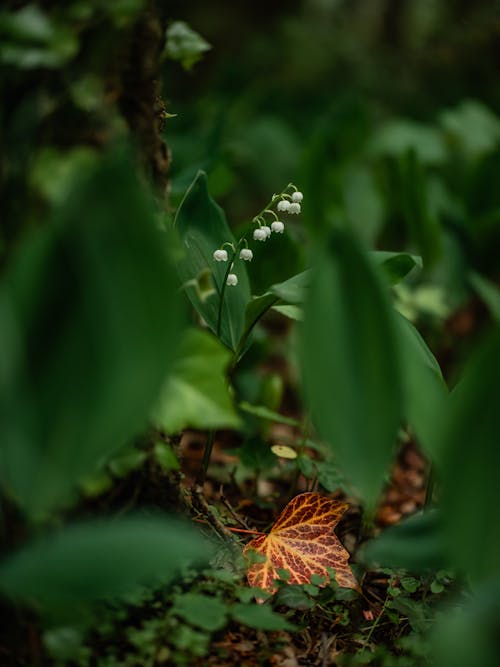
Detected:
left=244, top=492, right=358, bottom=596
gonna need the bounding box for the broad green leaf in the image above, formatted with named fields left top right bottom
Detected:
left=152, top=329, right=241, bottom=434
left=0, top=516, right=211, bottom=618
left=0, top=150, right=182, bottom=516
left=393, top=311, right=448, bottom=457
left=361, top=511, right=448, bottom=571
left=175, top=171, right=251, bottom=351
left=172, top=593, right=227, bottom=631
left=238, top=270, right=310, bottom=357
left=301, top=230, right=403, bottom=506
left=272, top=304, right=303, bottom=321
left=372, top=251, right=421, bottom=284
left=231, top=603, right=296, bottom=631
left=432, top=580, right=500, bottom=667
left=438, top=330, right=500, bottom=580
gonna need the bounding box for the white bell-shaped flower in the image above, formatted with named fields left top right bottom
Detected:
left=262, top=225, right=271, bottom=238
left=291, top=191, right=303, bottom=203
left=271, top=221, right=285, bottom=234
left=226, top=273, right=238, bottom=286
left=239, top=248, right=253, bottom=261
left=253, top=227, right=267, bottom=241
left=213, top=249, right=228, bottom=262
left=289, top=202, right=301, bottom=214
left=277, top=199, right=291, bottom=212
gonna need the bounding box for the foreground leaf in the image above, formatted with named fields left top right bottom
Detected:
left=152, top=328, right=241, bottom=433
left=243, top=492, right=358, bottom=597
left=0, top=516, right=211, bottom=619
left=0, top=150, right=182, bottom=516
left=301, top=230, right=403, bottom=505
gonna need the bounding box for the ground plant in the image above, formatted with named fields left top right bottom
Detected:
left=1, top=1, right=499, bottom=666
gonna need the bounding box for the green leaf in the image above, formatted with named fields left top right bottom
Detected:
left=469, top=272, right=500, bottom=324
left=231, top=603, right=296, bottom=631
left=398, top=150, right=442, bottom=268
left=372, top=251, right=421, bottom=284
left=393, top=311, right=448, bottom=457
left=237, top=436, right=276, bottom=471
left=439, top=100, right=500, bottom=159
left=369, top=120, right=447, bottom=165
left=152, top=329, right=241, bottom=434
left=432, top=580, right=500, bottom=667
left=175, top=171, right=251, bottom=351
left=276, top=584, right=315, bottom=610
left=361, top=511, right=448, bottom=571
left=301, top=230, right=403, bottom=505
left=0, top=516, right=211, bottom=619
left=272, top=304, right=303, bottom=321
left=0, top=150, right=182, bottom=517
left=238, top=271, right=310, bottom=356
left=438, top=330, right=500, bottom=580
left=0, top=5, right=79, bottom=69
left=172, top=593, right=228, bottom=632
left=239, top=401, right=300, bottom=427
left=164, top=21, right=211, bottom=71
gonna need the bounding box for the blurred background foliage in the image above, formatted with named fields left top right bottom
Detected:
left=1, top=0, right=500, bottom=665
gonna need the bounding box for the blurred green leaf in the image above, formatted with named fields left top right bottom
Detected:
left=438, top=330, right=500, bottom=580
left=0, top=150, right=182, bottom=516
left=0, top=5, right=79, bottom=68
left=440, top=100, right=500, bottom=159
left=164, top=21, right=211, bottom=71
left=399, top=150, right=442, bottom=268
left=172, top=593, right=227, bottom=631
left=152, top=328, right=241, bottom=434
left=0, top=516, right=211, bottom=619
left=370, top=120, right=447, bottom=165
left=432, top=580, right=500, bottom=667
left=393, top=312, right=448, bottom=457
left=236, top=436, right=276, bottom=471
left=231, top=603, right=296, bottom=631
left=373, top=251, right=420, bottom=285
left=30, top=147, right=98, bottom=204
left=361, top=511, right=448, bottom=571
left=272, top=304, right=303, bottom=321
left=175, top=171, right=251, bottom=351
left=239, top=401, right=300, bottom=427
left=469, top=272, right=500, bottom=324
left=343, top=166, right=384, bottom=245
left=301, top=230, right=403, bottom=505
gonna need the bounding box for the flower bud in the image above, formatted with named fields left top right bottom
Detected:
left=226, top=273, right=238, bottom=286
left=288, top=202, right=301, bottom=214
left=213, top=249, right=228, bottom=262
left=239, top=248, right=253, bottom=261
left=291, top=191, right=303, bottom=203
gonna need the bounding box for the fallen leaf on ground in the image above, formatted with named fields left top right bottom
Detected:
left=244, top=492, right=358, bottom=596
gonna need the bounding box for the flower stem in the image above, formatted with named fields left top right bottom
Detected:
left=216, top=247, right=237, bottom=337
left=251, top=183, right=293, bottom=224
